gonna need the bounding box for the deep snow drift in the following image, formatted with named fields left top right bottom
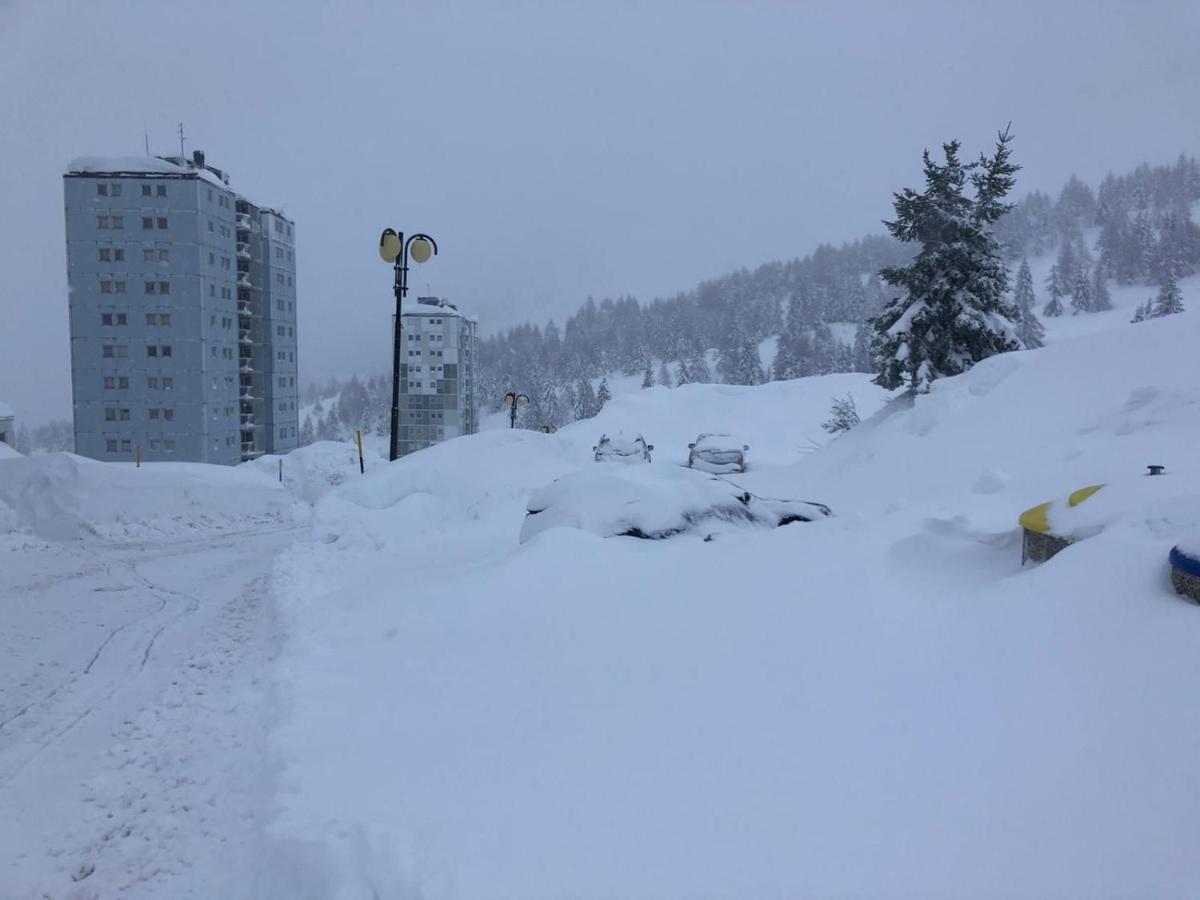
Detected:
left=266, top=286, right=1200, bottom=898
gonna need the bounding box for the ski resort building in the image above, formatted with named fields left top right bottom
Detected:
left=398, top=297, right=477, bottom=456
left=63, top=152, right=299, bottom=464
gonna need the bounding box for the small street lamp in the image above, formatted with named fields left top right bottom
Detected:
left=379, top=228, right=438, bottom=462
left=503, top=391, right=529, bottom=429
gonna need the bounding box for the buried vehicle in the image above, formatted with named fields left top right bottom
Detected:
left=688, top=433, right=750, bottom=473
left=594, top=433, right=653, bottom=463
left=519, top=464, right=832, bottom=543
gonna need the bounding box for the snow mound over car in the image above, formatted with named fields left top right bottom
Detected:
left=0, top=452, right=292, bottom=542
left=521, top=464, right=830, bottom=542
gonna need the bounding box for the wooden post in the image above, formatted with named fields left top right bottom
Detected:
left=278, top=457, right=283, bottom=483
left=135, top=445, right=140, bottom=468
left=355, top=429, right=365, bottom=474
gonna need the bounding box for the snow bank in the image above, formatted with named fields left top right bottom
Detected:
left=242, top=440, right=377, bottom=506
left=0, top=453, right=291, bottom=542
left=0, top=441, right=21, bottom=460
left=269, top=305, right=1200, bottom=898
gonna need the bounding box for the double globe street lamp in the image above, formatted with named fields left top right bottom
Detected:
left=379, top=229, right=438, bottom=462
left=503, top=391, right=529, bottom=429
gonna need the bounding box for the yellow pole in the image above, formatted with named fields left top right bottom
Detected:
left=135, top=445, right=140, bottom=468
left=355, top=429, right=365, bottom=474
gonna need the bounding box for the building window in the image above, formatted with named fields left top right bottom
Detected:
left=156, top=185, right=166, bottom=197
left=162, top=345, right=172, bottom=357
left=105, top=408, right=116, bottom=422
left=163, top=439, right=175, bottom=452
left=157, top=217, right=168, bottom=229
left=103, top=345, right=115, bottom=358
left=99, top=248, right=111, bottom=262
left=143, top=217, right=154, bottom=230
left=158, top=249, right=168, bottom=262
left=141, top=184, right=152, bottom=197
left=150, top=439, right=160, bottom=450
left=148, top=376, right=158, bottom=389
left=100, top=280, right=113, bottom=294
left=145, top=281, right=156, bottom=294
left=112, top=216, right=123, bottom=229
left=163, top=408, right=173, bottom=420
left=97, top=184, right=108, bottom=196
left=104, top=376, right=114, bottom=389
left=145, top=313, right=156, bottom=326
left=149, top=408, right=159, bottom=420
left=163, top=377, right=173, bottom=389
left=147, top=345, right=157, bottom=357
left=97, top=215, right=109, bottom=228
left=209, top=221, right=215, bottom=233
left=106, top=439, right=117, bottom=452
left=143, top=248, right=156, bottom=262
left=111, top=184, right=122, bottom=197
left=158, top=281, right=170, bottom=295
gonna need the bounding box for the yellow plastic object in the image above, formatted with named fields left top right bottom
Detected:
left=1067, top=484, right=1104, bottom=507
left=1018, top=501, right=1053, bottom=534
left=1018, top=484, right=1105, bottom=534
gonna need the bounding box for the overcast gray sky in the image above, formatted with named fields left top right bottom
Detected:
left=2, top=0, right=1198, bottom=424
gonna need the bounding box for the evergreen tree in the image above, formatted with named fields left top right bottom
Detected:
left=1043, top=264, right=1065, bottom=317
left=1090, top=263, right=1113, bottom=312
left=1012, top=259, right=1045, bottom=349
left=596, top=377, right=612, bottom=410
left=1130, top=299, right=1152, bottom=323
left=657, top=361, right=672, bottom=389
left=574, top=378, right=598, bottom=419
left=1070, top=268, right=1092, bottom=314
left=822, top=394, right=861, bottom=434
left=871, top=129, right=1021, bottom=393
left=1152, top=273, right=1185, bottom=317
left=299, top=415, right=315, bottom=446
left=674, top=357, right=692, bottom=387
left=641, top=363, right=655, bottom=389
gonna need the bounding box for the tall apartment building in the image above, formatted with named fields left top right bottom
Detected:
left=398, top=297, right=477, bottom=456
left=63, top=152, right=299, bottom=464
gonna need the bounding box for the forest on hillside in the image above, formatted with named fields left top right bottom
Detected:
left=297, top=153, right=1200, bottom=442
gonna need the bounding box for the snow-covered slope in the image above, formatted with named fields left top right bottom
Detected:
left=266, top=288, right=1200, bottom=898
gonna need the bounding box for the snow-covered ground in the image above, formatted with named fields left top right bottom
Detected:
left=261, top=277, right=1200, bottom=898
left=0, top=459, right=299, bottom=898
left=5, top=266, right=1199, bottom=897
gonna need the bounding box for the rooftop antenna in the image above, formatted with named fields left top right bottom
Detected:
left=178, top=122, right=185, bottom=159
left=144, top=132, right=149, bottom=155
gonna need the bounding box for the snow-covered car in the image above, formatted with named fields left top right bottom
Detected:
left=687, top=433, right=750, bottom=473
left=519, top=464, right=832, bottom=543
left=594, top=433, right=653, bottom=464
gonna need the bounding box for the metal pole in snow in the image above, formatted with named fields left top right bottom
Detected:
left=355, top=429, right=365, bottom=474
left=278, top=458, right=283, bottom=483
left=135, top=446, right=140, bottom=468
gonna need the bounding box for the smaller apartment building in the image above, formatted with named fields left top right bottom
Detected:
left=397, top=297, right=477, bottom=457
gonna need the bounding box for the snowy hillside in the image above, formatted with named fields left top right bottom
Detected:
left=261, top=285, right=1200, bottom=898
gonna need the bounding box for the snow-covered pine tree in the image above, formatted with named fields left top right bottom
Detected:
left=822, top=393, right=861, bottom=434
left=299, top=415, right=315, bottom=446
left=641, top=363, right=654, bottom=389
left=870, top=129, right=1021, bottom=393
left=657, top=361, right=672, bottom=389
left=596, top=377, right=612, bottom=410
left=1012, top=259, right=1045, bottom=349
left=1070, top=268, right=1092, bottom=314
left=1152, top=273, right=1185, bottom=318
left=674, top=357, right=692, bottom=387
left=1043, top=264, right=1065, bottom=317
left=574, top=378, right=598, bottom=419
left=1090, top=263, right=1113, bottom=311
left=1130, top=300, right=1151, bottom=324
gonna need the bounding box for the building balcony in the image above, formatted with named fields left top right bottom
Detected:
left=241, top=415, right=256, bottom=427
left=239, top=335, right=253, bottom=345
left=236, top=242, right=252, bottom=259
left=236, top=274, right=252, bottom=288
left=239, top=363, right=256, bottom=374
left=235, top=213, right=252, bottom=229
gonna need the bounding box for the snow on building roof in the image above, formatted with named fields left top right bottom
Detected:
left=0, top=402, right=13, bottom=419
left=401, top=297, right=477, bottom=323
left=66, top=155, right=231, bottom=189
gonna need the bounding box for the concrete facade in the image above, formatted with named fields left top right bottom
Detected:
left=397, top=297, right=477, bottom=456
left=64, top=154, right=298, bottom=464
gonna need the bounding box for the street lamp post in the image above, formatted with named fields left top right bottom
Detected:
left=379, top=229, right=438, bottom=462
left=503, top=391, right=529, bottom=429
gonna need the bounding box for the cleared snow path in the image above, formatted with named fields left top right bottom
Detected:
left=0, top=526, right=296, bottom=899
